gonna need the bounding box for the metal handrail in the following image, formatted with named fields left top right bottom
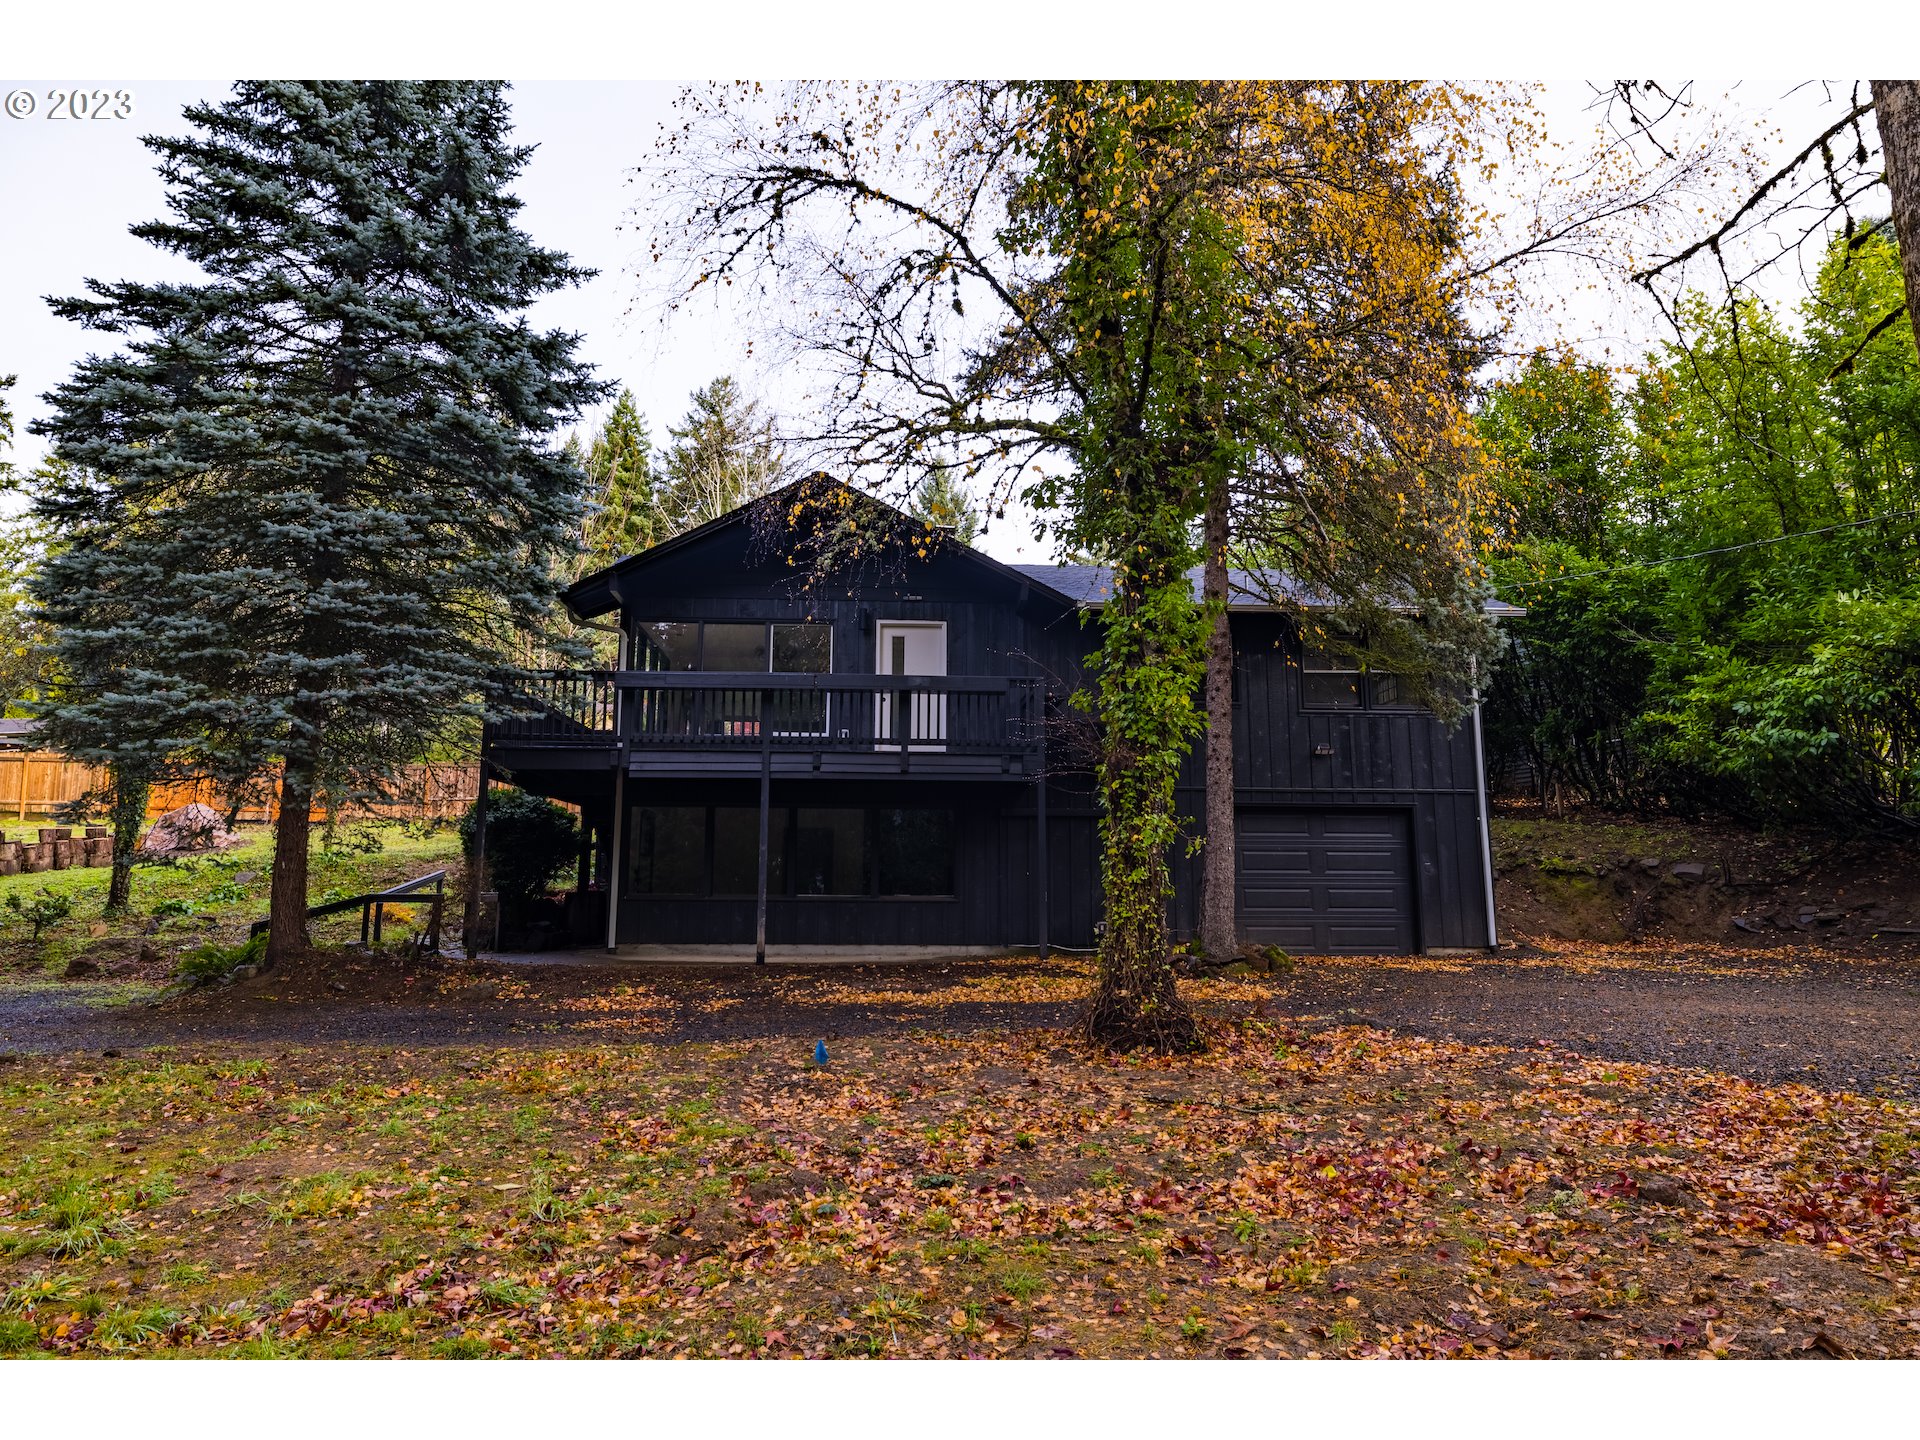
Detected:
left=249, top=868, right=448, bottom=951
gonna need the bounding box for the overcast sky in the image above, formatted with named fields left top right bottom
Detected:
left=0, top=77, right=1860, bottom=562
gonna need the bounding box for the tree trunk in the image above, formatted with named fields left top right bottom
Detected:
left=1080, top=552, right=1204, bottom=1055
left=1198, top=473, right=1237, bottom=964
left=265, top=758, right=316, bottom=969
left=1873, top=81, right=1920, bottom=353
left=103, top=765, right=149, bottom=916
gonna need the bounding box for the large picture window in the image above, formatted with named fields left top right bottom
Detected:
left=874, top=807, right=954, bottom=896
left=627, top=804, right=955, bottom=898
left=632, top=620, right=830, bottom=674
left=712, top=805, right=788, bottom=895
left=628, top=805, right=705, bottom=895
left=630, top=620, right=832, bottom=735
left=794, top=807, right=868, bottom=895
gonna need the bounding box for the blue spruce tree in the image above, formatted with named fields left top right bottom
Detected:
left=29, top=82, right=606, bottom=966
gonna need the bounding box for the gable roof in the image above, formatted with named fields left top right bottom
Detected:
left=561, top=476, right=1077, bottom=620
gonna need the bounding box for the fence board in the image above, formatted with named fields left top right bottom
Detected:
left=0, top=752, right=480, bottom=823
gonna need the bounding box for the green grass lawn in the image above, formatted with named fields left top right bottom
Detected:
left=0, top=823, right=465, bottom=979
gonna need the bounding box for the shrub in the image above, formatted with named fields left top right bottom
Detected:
left=458, top=788, right=579, bottom=910
left=175, top=929, right=269, bottom=985
left=4, top=889, right=74, bottom=944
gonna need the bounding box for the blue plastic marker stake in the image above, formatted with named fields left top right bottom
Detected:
left=814, top=1040, right=829, bottom=1066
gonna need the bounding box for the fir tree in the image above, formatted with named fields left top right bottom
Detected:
left=659, top=376, right=782, bottom=530
left=29, top=82, right=605, bottom=964
left=578, top=388, right=662, bottom=573
left=909, top=462, right=983, bottom=546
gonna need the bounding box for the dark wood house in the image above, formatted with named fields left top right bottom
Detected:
left=480, top=484, right=1511, bottom=957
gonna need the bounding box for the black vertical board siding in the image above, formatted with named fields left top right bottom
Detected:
left=512, top=524, right=1495, bottom=955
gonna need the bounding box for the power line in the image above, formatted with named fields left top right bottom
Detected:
left=1505, top=507, right=1920, bottom=589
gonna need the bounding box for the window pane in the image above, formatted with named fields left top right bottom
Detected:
left=1368, top=672, right=1423, bottom=710
left=772, top=623, right=831, bottom=673
left=629, top=806, right=704, bottom=894
left=793, top=807, right=867, bottom=895
left=701, top=623, right=767, bottom=673
left=634, top=622, right=699, bottom=672
left=1301, top=640, right=1359, bottom=673
left=874, top=808, right=954, bottom=896
left=769, top=624, right=830, bottom=732
left=1301, top=672, right=1362, bottom=709
left=712, top=806, right=786, bottom=895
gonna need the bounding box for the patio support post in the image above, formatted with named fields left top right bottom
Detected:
left=605, top=761, right=624, bottom=954
left=1036, top=714, right=1050, bottom=961
left=462, top=759, right=490, bottom=961
left=755, top=686, right=773, bottom=965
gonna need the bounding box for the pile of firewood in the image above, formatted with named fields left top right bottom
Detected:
left=0, top=826, right=114, bottom=875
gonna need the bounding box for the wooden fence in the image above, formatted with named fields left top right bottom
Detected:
left=0, top=752, right=482, bottom=824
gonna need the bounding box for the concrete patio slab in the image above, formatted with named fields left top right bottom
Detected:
left=481, top=943, right=1023, bottom=967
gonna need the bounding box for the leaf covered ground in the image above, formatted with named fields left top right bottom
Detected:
left=5, top=971, right=1920, bottom=1359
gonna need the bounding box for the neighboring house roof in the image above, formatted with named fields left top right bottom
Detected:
left=1011, top=563, right=1526, bottom=619
left=0, top=719, right=40, bottom=748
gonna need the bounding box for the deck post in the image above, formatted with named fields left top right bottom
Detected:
left=462, top=760, right=490, bottom=961
left=1035, top=711, right=1049, bottom=961
left=754, top=686, right=773, bottom=965
left=605, top=761, right=624, bottom=954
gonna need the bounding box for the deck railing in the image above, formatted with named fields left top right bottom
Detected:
left=487, top=670, right=619, bottom=747
left=485, top=670, right=1044, bottom=756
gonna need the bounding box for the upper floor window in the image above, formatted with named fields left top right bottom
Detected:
left=1300, top=639, right=1426, bottom=712
left=633, top=620, right=831, bottom=674
left=1300, top=641, right=1362, bottom=709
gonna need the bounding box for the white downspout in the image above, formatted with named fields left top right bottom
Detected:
left=1470, top=659, right=1498, bottom=950
left=604, top=622, right=625, bottom=954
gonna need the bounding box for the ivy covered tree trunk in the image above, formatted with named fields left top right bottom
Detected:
left=103, top=764, right=150, bottom=916
left=1079, top=471, right=1206, bottom=1054
left=1198, top=472, right=1238, bottom=965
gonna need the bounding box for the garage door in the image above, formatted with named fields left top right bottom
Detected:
left=1235, top=810, right=1415, bottom=953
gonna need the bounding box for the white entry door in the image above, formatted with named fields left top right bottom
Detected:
left=875, top=621, right=947, bottom=748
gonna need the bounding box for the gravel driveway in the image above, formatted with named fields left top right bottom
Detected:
left=4, top=942, right=1918, bottom=1095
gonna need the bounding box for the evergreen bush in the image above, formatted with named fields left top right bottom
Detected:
left=459, top=789, right=579, bottom=910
